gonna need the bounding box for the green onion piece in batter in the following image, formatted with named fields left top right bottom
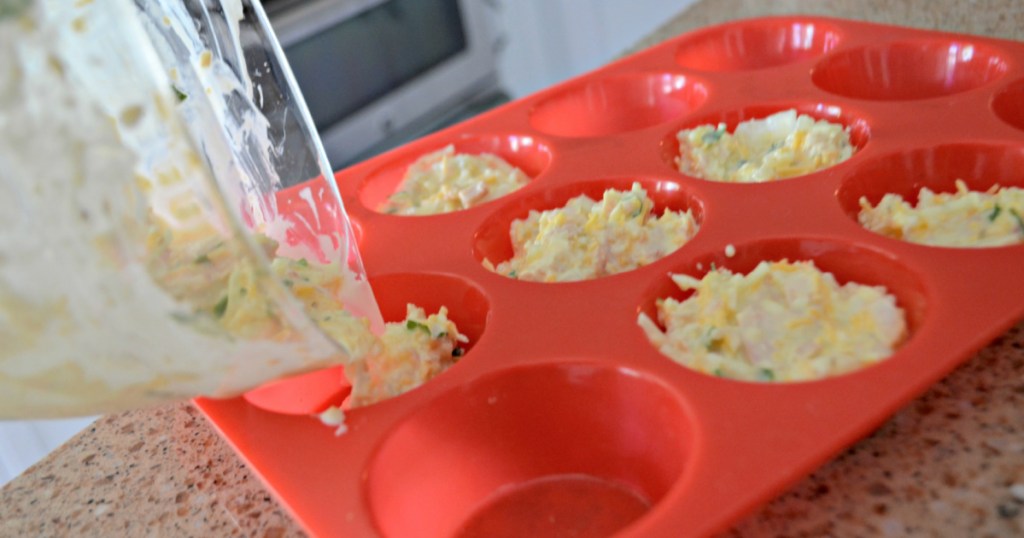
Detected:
left=1010, top=208, right=1024, bottom=234
left=172, top=85, right=187, bottom=102
left=213, top=296, right=228, bottom=318
left=988, top=204, right=1002, bottom=222
left=703, top=327, right=716, bottom=350
left=406, top=320, right=431, bottom=336
left=701, top=126, right=725, bottom=144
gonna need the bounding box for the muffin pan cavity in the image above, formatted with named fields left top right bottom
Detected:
left=472, top=178, right=703, bottom=281
left=991, top=77, right=1024, bottom=132
left=675, top=18, right=842, bottom=71
left=359, top=134, right=552, bottom=214
left=197, top=17, right=1024, bottom=538
left=812, top=40, right=1008, bottom=100
left=242, top=272, right=489, bottom=415
left=638, top=237, right=929, bottom=384
left=529, top=73, right=708, bottom=137
left=364, top=362, right=692, bottom=538
left=367, top=272, right=491, bottom=351
left=839, top=142, right=1024, bottom=230
left=841, top=141, right=1024, bottom=203
left=661, top=102, right=870, bottom=180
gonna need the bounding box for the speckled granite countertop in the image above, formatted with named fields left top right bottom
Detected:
left=626, top=0, right=1024, bottom=55
left=4, top=1, right=1024, bottom=537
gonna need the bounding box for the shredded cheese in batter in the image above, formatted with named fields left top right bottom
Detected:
left=676, top=109, right=854, bottom=183
left=346, top=304, right=467, bottom=408
left=485, top=182, right=698, bottom=282
left=639, top=260, right=907, bottom=382
left=858, top=180, right=1024, bottom=247
left=381, top=145, right=530, bottom=215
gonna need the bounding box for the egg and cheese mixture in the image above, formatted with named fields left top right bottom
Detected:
left=381, top=145, right=530, bottom=215
left=859, top=180, right=1024, bottom=247
left=676, top=109, right=855, bottom=183
left=148, top=220, right=467, bottom=408
left=485, top=182, right=699, bottom=282
left=638, top=260, right=907, bottom=382
left=345, top=304, right=467, bottom=408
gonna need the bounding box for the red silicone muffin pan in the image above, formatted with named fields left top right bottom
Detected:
left=196, top=16, right=1024, bottom=537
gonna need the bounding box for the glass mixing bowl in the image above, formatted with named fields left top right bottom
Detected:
left=0, top=0, right=381, bottom=418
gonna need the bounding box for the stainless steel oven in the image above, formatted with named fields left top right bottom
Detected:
left=265, top=0, right=506, bottom=169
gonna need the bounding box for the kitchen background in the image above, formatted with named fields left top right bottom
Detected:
left=0, top=0, right=695, bottom=486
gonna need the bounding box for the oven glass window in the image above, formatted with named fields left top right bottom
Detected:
left=284, top=0, right=468, bottom=131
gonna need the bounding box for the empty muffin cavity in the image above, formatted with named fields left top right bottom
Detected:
left=992, top=78, right=1024, bottom=133
left=365, top=362, right=693, bottom=538
left=675, top=18, right=842, bottom=72
left=529, top=73, right=708, bottom=137
left=813, top=40, right=1007, bottom=100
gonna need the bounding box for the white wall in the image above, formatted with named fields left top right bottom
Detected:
left=492, top=0, right=699, bottom=98
left=0, top=416, right=97, bottom=486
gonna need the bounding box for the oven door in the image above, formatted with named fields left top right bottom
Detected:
left=267, top=0, right=502, bottom=168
